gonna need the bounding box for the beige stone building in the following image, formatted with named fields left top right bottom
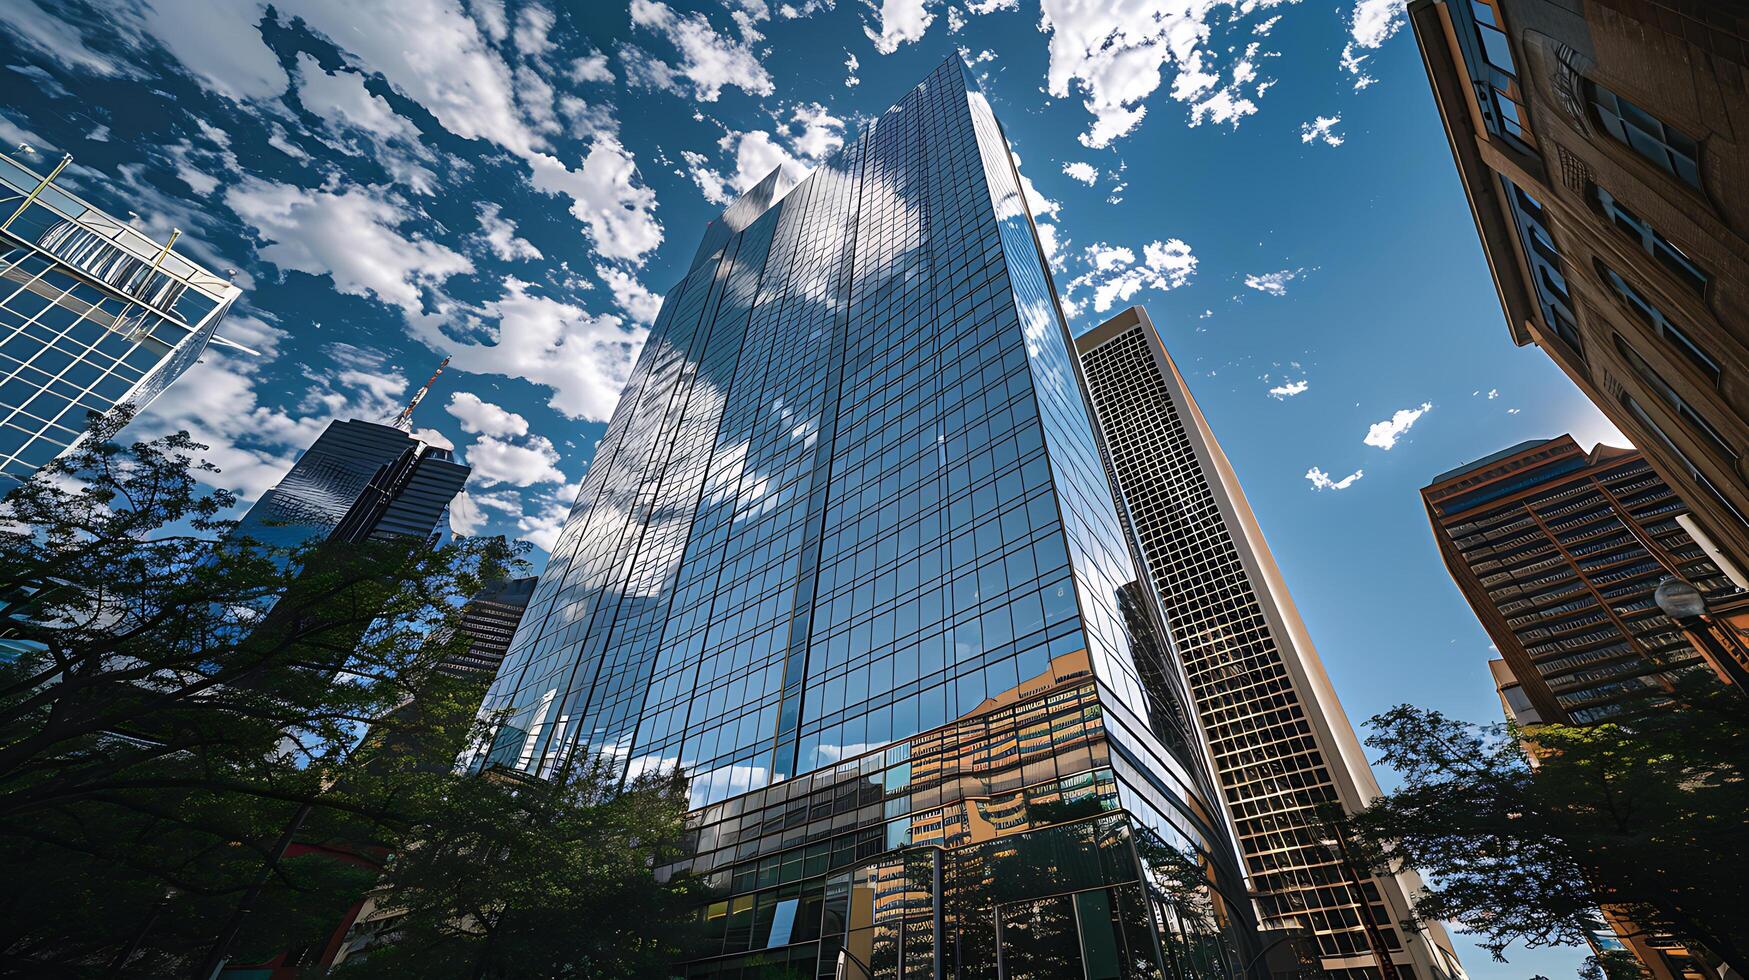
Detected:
left=1408, top=0, right=1749, bottom=576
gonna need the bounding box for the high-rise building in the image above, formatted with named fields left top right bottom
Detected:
left=1422, top=435, right=1743, bottom=724
left=1076, top=306, right=1467, bottom=980
left=476, top=56, right=1269, bottom=979
left=441, top=576, right=538, bottom=680
left=230, top=417, right=468, bottom=562
left=1407, top=0, right=1749, bottom=573
left=0, top=149, right=242, bottom=489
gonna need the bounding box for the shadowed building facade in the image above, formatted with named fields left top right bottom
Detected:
left=474, top=57, right=1269, bottom=979
left=1407, top=0, right=1749, bottom=576
left=0, top=148, right=241, bottom=490
left=1076, top=307, right=1467, bottom=980
left=229, top=417, right=469, bottom=563
left=1423, top=435, right=1743, bottom=724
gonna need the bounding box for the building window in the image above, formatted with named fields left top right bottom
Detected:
left=1599, top=264, right=1720, bottom=387
left=1586, top=80, right=1702, bottom=189
left=1613, top=335, right=1736, bottom=463
left=1591, top=185, right=1708, bottom=296
left=1620, top=392, right=1749, bottom=531
left=1550, top=307, right=1584, bottom=359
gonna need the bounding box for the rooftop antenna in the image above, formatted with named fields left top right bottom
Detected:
left=393, top=355, right=450, bottom=432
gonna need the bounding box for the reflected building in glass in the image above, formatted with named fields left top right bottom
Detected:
left=0, top=149, right=242, bottom=490
left=1077, top=307, right=1466, bottom=980
left=476, top=57, right=1268, bottom=979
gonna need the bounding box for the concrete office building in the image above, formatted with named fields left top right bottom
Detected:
left=0, top=149, right=241, bottom=489
left=1077, top=307, right=1466, bottom=980
left=474, top=57, right=1271, bottom=979
left=1408, top=0, right=1749, bottom=575
left=1423, top=435, right=1742, bottom=724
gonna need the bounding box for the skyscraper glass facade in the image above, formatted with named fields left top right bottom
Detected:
left=0, top=150, right=240, bottom=489
left=477, top=57, right=1261, bottom=979
left=229, top=418, right=468, bottom=562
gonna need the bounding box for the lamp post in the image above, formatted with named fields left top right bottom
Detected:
left=1653, top=576, right=1749, bottom=692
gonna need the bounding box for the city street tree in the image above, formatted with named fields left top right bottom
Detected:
left=0, top=412, right=519, bottom=970
left=1337, top=682, right=1749, bottom=975
left=332, top=756, right=698, bottom=979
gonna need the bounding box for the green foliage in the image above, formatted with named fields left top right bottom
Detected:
left=1339, top=679, right=1749, bottom=974
left=0, top=412, right=531, bottom=972
left=333, top=757, right=698, bottom=979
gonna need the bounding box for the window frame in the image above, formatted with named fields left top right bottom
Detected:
left=1585, top=79, right=1703, bottom=190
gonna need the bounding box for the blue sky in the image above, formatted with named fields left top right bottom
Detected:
left=1, top=0, right=1613, bottom=972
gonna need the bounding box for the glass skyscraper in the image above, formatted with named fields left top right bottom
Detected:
left=1078, top=308, right=1466, bottom=980
left=477, top=57, right=1265, bottom=979
left=230, top=417, right=469, bottom=562
left=0, top=149, right=241, bottom=489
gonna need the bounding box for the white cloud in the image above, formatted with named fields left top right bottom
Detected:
left=526, top=136, right=663, bottom=265
left=294, top=53, right=421, bottom=144
left=0, top=0, right=136, bottom=78
left=1268, top=379, right=1309, bottom=399
left=446, top=392, right=530, bottom=438
left=1299, top=115, right=1344, bottom=147
left=1066, top=239, right=1199, bottom=314
left=1306, top=466, right=1364, bottom=491
left=1037, top=0, right=1296, bottom=148
left=844, top=51, right=860, bottom=87
left=475, top=202, right=543, bottom=261
left=569, top=51, right=614, bottom=83
left=684, top=105, right=845, bottom=206
left=966, top=0, right=1017, bottom=11
left=597, top=264, right=664, bottom=325
left=865, top=0, right=934, bottom=54
left=624, top=0, right=774, bottom=102
left=512, top=3, right=556, bottom=59
left=788, top=103, right=847, bottom=160
left=1363, top=402, right=1432, bottom=450
left=1062, top=161, right=1098, bottom=185
left=516, top=483, right=578, bottom=552
left=1487, top=388, right=1499, bottom=399
left=1244, top=268, right=1303, bottom=296
left=430, top=277, right=647, bottom=422
left=1342, top=0, right=1407, bottom=89
left=132, top=0, right=288, bottom=99
left=291, top=52, right=439, bottom=192
left=225, top=177, right=474, bottom=317
left=466, top=433, right=567, bottom=487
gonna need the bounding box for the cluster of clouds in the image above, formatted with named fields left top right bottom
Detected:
left=0, top=0, right=1434, bottom=545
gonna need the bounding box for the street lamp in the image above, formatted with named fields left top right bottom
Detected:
left=1653, top=576, right=1749, bottom=692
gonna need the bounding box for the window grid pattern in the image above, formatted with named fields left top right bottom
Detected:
left=0, top=156, right=234, bottom=489
left=473, top=58, right=1260, bottom=980
left=1080, top=325, right=1413, bottom=968
left=1435, top=451, right=1740, bottom=723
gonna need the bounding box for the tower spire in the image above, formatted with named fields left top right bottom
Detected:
left=393, top=355, right=450, bottom=432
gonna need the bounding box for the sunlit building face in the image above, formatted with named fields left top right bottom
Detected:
left=0, top=150, right=240, bottom=489
left=474, top=57, right=1262, bottom=979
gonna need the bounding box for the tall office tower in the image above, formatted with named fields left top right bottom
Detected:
left=231, top=417, right=468, bottom=562
left=477, top=57, right=1268, bottom=980
left=1423, top=434, right=1743, bottom=724
left=1407, top=0, right=1749, bottom=575
left=1077, top=307, right=1467, bottom=980
left=0, top=149, right=241, bottom=489
left=440, top=576, right=538, bottom=680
